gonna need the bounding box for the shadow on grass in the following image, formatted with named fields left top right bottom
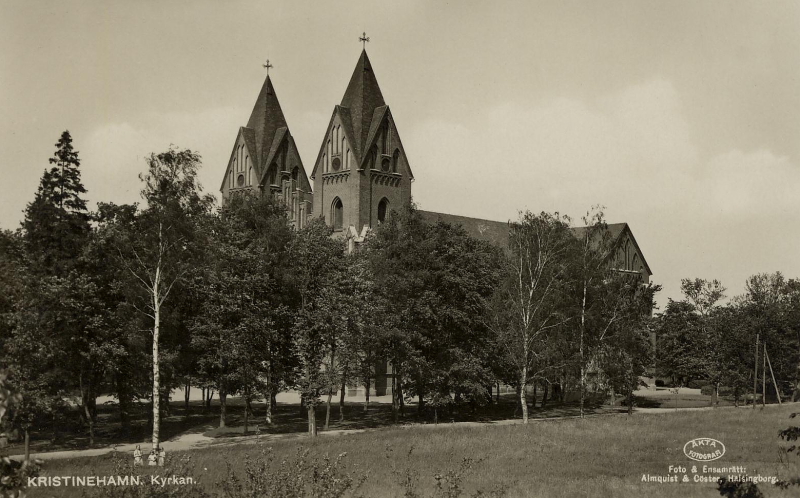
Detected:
left=7, top=390, right=742, bottom=453
left=203, top=396, right=615, bottom=438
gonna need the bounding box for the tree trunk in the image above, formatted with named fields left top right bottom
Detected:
left=533, top=383, right=538, bottom=409
left=184, top=384, right=190, bottom=412
left=118, top=374, right=131, bottom=434
left=265, top=389, right=274, bottom=425
left=307, top=405, right=317, bottom=437
left=80, top=371, right=95, bottom=447
left=206, top=390, right=214, bottom=410
left=580, top=281, right=587, bottom=419
left=627, top=388, right=633, bottom=415
left=164, top=390, right=171, bottom=417
left=713, top=383, right=719, bottom=408
left=324, top=391, right=333, bottom=430
left=339, top=381, right=346, bottom=422
left=24, top=428, right=30, bottom=463
left=363, top=377, right=370, bottom=412
left=397, top=370, right=405, bottom=417
left=219, top=389, right=227, bottom=428
left=418, top=394, right=425, bottom=417
left=496, top=381, right=500, bottom=405
left=541, top=382, right=549, bottom=408
left=243, top=395, right=250, bottom=434
left=391, top=375, right=399, bottom=423
left=152, top=289, right=161, bottom=451
left=520, top=368, right=529, bottom=424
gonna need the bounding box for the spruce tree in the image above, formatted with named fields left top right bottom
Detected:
left=23, top=130, right=90, bottom=273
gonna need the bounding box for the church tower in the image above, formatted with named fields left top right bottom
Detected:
left=220, top=71, right=313, bottom=229
left=310, top=49, right=413, bottom=238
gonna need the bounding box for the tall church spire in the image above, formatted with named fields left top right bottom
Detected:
left=340, top=50, right=386, bottom=160
left=246, top=74, right=288, bottom=169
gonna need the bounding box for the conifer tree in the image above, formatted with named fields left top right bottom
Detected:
left=22, top=130, right=90, bottom=273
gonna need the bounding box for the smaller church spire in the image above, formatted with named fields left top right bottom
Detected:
left=263, top=58, right=273, bottom=75
left=359, top=32, right=370, bottom=50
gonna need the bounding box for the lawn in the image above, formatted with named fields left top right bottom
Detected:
left=6, top=387, right=736, bottom=456
left=27, top=403, right=800, bottom=498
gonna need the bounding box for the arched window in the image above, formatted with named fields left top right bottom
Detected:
left=624, top=241, right=631, bottom=270
left=248, top=166, right=252, bottom=186
left=345, top=148, right=350, bottom=169
left=332, top=198, right=343, bottom=231
left=323, top=154, right=327, bottom=173
left=292, top=166, right=299, bottom=183
left=377, top=198, right=389, bottom=223
left=267, top=164, right=278, bottom=186
left=368, top=145, right=378, bottom=169
left=392, top=149, right=400, bottom=173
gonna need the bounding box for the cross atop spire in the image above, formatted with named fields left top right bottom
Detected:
left=359, top=32, right=370, bottom=49
left=263, top=59, right=273, bottom=75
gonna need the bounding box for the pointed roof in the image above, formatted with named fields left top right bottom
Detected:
left=340, top=50, right=386, bottom=159
left=245, top=75, right=289, bottom=169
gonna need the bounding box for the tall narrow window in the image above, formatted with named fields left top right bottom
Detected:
left=392, top=149, right=400, bottom=173
left=332, top=198, right=343, bottom=231
left=377, top=198, right=389, bottom=223
left=268, top=164, right=278, bottom=186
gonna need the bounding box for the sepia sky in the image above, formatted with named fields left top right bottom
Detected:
left=1, top=0, right=798, bottom=308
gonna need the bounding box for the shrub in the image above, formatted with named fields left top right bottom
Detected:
left=220, top=444, right=366, bottom=498
left=687, top=380, right=710, bottom=389
left=701, top=385, right=715, bottom=396
left=654, top=379, right=665, bottom=388
left=83, top=450, right=213, bottom=498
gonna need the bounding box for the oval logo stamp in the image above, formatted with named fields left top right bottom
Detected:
left=683, top=438, right=725, bottom=461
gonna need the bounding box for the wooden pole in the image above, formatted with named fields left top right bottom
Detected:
left=753, top=334, right=758, bottom=409
left=765, top=345, right=782, bottom=405
left=762, top=341, right=767, bottom=407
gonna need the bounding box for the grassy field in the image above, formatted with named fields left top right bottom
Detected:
left=26, top=403, right=800, bottom=498
left=7, top=388, right=737, bottom=456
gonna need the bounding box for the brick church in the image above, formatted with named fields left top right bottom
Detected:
left=220, top=48, right=652, bottom=283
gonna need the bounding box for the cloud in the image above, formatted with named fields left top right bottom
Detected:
left=81, top=106, right=244, bottom=209
left=404, top=79, right=800, bottom=306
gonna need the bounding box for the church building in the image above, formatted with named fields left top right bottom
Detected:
left=220, top=48, right=652, bottom=283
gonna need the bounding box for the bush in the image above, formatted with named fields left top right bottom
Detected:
left=701, top=385, right=715, bottom=396
left=688, top=380, right=710, bottom=389
left=654, top=379, right=665, bottom=388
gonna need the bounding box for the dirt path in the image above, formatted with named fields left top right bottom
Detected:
left=17, top=402, right=789, bottom=462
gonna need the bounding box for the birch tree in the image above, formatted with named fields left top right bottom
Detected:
left=116, top=147, right=212, bottom=451
left=488, top=211, right=573, bottom=423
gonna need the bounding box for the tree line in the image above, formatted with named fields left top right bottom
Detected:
left=9, top=131, right=794, bottom=460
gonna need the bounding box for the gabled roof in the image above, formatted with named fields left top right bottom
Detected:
left=309, top=106, right=359, bottom=180
left=364, top=105, right=389, bottom=157
left=219, top=127, right=258, bottom=192
left=245, top=75, right=288, bottom=170
left=418, top=211, right=652, bottom=276
left=340, top=50, right=386, bottom=159
left=241, top=128, right=259, bottom=178
left=258, top=127, right=289, bottom=185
